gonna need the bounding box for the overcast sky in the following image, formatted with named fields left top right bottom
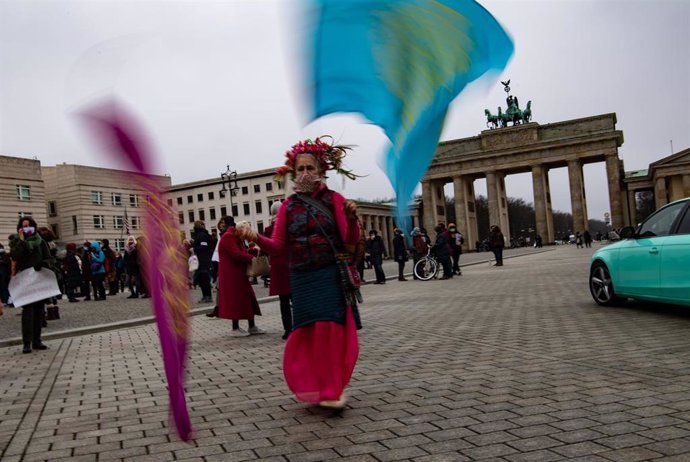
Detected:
left=1, top=0, right=689, bottom=223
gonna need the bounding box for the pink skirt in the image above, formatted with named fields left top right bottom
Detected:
left=283, top=306, right=359, bottom=402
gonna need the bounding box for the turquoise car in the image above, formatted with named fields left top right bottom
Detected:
left=590, top=197, right=690, bottom=307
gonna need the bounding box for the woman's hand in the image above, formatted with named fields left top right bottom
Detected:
left=344, top=200, right=357, bottom=219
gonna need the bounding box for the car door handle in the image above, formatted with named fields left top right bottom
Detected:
left=649, top=247, right=659, bottom=254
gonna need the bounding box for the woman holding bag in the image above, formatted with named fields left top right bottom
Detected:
left=238, top=136, right=362, bottom=409
left=217, top=217, right=265, bottom=337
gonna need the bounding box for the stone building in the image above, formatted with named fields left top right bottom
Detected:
left=0, top=155, right=48, bottom=244
left=42, top=164, right=171, bottom=251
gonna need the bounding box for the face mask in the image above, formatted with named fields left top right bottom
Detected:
left=293, top=173, right=321, bottom=193
left=22, top=226, right=35, bottom=236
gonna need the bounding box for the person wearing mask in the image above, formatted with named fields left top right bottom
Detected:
left=192, top=221, right=214, bottom=303
left=366, top=229, right=387, bottom=284
left=90, top=241, right=107, bottom=300
left=217, top=217, right=265, bottom=336
left=392, top=228, right=408, bottom=281
left=489, top=225, right=506, bottom=266
left=9, top=217, right=52, bottom=353
left=239, top=136, right=362, bottom=409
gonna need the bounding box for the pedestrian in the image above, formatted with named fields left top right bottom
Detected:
left=217, top=217, right=265, bottom=336
left=583, top=230, right=592, bottom=248
left=101, top=239, right=118, bottom=295
left=264, top=201, right=293, bottom=340
left=115, top=251, right=126, bottom=292
left=9, top=217, right=52, bottom=353
left=192, top=221, right=214, bottom=303
left=0, top=242, right=11, bottom=308
left=239, top=136, right=362, bottom=409
left=37, top=227, right=60, bottom=322
left=124, top=236, right=140, bottom=298
left=63, top=243, right=82, bottom=303
left=575, top=231, right=583, bottom=248
left=392, top=228, right=408, bottom=281
left=89, top=241, right=107, bottom=300
left=433, top=224, right=453, bottom=279
left=354, top=220, right=367, bottom=283
left=78, top=242, right=93, bottom=300
left=489, top=225, right=505, bottom=266
left=410, top=227, right=428, bottom=280
left=448, top=223, right=463, bottom=275
left=536, top=234, right=543, bottom=248
left=366, top=229, right=386, bottom=284
left=206, top=216, right=229, bottom=318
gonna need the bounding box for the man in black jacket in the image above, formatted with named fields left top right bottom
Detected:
left=192, top=221, right=214, bottom=303
left=366, top=230, right=387, bottom=284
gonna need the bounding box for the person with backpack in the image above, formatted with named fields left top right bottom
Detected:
left=89, top=241, right=107, bottom=300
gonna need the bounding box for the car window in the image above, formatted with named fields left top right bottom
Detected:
left=677, top=207, right=690, bottom=235
left=638, top=202, right=686, bottom=238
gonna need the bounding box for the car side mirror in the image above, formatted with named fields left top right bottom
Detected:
left=619, top=226, right=635, bottom=239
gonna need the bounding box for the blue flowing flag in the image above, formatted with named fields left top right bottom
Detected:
left=310, top=0, right=513, bottom=229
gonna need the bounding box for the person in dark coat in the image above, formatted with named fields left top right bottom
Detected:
left=78, top=242, right=93, bottom=300
left=489, top=225, right=505, bottom=266
left=366, top=229, right=386, bottom=284
left=63, top=243, right=82, bottom=303
left=9, top=217, right=52, bottom=353
left=433, top=224, right=453, bottom=279
left=217, top=219, right=264, bottom=336
left=192, top=221, right=214, bottom=303
left=392, top=228, right=408, bottom=281
left=101, top=239, right=118, bottom=295
left=89, top=241, right=107, bottom=301
left=123, top=236, right=140, bottom=298
left=0, top=242, right=10, bottom=307
left=410, top=227, right=428, bottom=280
left=264, top=202, right=293, bottom=339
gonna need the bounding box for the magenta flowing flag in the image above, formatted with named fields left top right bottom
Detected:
left=76, top=99, right=192, bottom=441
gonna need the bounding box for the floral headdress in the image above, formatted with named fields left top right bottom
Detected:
left=274, top=136, right=360, bottom=181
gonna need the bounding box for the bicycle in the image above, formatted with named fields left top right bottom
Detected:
left=413, top=248, right=439, bottom=281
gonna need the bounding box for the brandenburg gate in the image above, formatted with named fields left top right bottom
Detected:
left=421, top=112, right=625, bottom=248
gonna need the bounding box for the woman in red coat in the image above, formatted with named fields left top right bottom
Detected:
left=217, top=217, right=264, bottom=337
left=264, top=201, right=292, bottom=340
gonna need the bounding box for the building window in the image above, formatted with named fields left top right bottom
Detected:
left=243, top=203, right=250, bottom=215
left=167, top=198, right=173, bottom=207
left=114, top=238, right=126, bottom=252
left=242, top=186, right=249, bottom=195
left=254, top=184, right=261, bottom=193
left=266, top=182, right=273, bottom=192
left=129, top=194, right=139, bottom=207
left=178, top=212, right=184, bottom=224
left=232, top=205, right=238, bottom=217
left=48, top=201, right=57, bottom=217
left=51, top=224, right=59, bottom=239
left=91, top=191, right=103, bottom=205
left=177, top=197, right=183, bottom=205
left=208, top=191, right=214, bottom=200
left=113, top=216, right=124, bottom=229
left=188, top=210, right=195, bottom=223
left=112, top=192, right=123, bottom=206
left=257, top=221, right=264, bottom=233
left=210, top=207, right=216, bottom=221
left=277, top=181, right=284, bottom=190
left=72, top=215, right=78, bottom=235
left=199, top=209, right=206, bottom=221
left=255, top=200, right=263, bottom=214
left=131, top=216, right=141, bottom=229
left=197, top=193, right=203, bottom=202
left=16, top=185, right=31, bottom=201
left=187, top=195, right=193, bottom=204
left=93, top=215, right=105, bottom=229
left=220, top=206, right=227, bottom=217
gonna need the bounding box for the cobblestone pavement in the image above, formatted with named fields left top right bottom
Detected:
left=2, top=245, right=689, bottom=461
left=0, top=247, right=541, bottom=342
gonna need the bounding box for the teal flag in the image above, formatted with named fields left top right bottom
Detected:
left=310, top=0, right=513, bottom=230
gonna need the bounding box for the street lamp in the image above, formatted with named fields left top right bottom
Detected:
left=219, top=165, right=239, bottom=215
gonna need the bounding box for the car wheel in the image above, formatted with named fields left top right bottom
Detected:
left=589, top=262, right=624, bottom=306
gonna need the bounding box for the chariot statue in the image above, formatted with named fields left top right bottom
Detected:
left=484, top=80, right=532, bottom=129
